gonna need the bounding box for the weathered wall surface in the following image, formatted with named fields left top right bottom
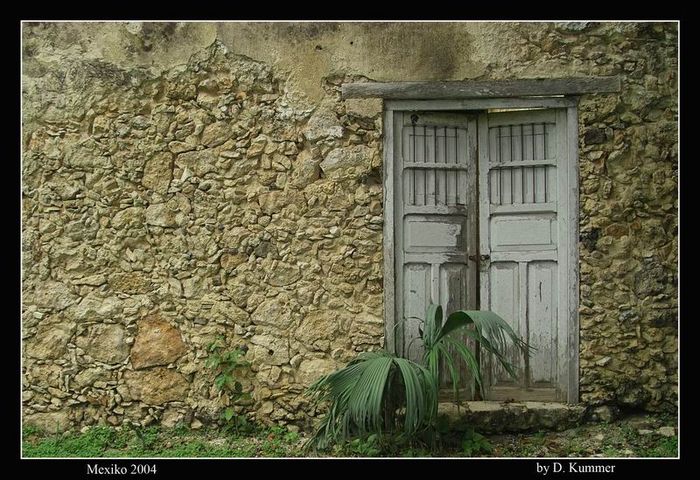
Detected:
left=22, top=22, right=677, bottom=432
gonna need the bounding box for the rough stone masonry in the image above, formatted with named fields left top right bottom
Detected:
left=22, top=22, right=677, bottom=432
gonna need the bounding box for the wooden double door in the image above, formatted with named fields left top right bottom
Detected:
left=391, top=109, right=575, bottom=402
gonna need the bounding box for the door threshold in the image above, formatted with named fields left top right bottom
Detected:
left=438, top=401, right=585, bottom=434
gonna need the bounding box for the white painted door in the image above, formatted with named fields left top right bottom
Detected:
left=393, top=112, right=478, bottom=394
left=389, top=107, right=577, bottom=402
left=478, top=109, right=574, bottom=402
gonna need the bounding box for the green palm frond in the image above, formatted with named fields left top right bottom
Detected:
left=422, top=303, right=443, bottom=349
left=439, top=309, right=529, bottom=354
left=423, top=305, right=532, bottom=397
left=306, top=350, right=436, bottom=450
left=306, top=304, right=531, bottom=451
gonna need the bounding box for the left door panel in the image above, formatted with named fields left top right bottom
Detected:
left=392, top=111, right=478, bottom=394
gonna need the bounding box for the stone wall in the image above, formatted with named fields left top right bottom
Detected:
left=22, top=22, right=677, bottom=432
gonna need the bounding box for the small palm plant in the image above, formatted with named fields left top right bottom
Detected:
left=306, top=304, right=530, bottom=450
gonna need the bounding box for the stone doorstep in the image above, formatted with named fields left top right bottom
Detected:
left=439, top=401, right=588, bottom=434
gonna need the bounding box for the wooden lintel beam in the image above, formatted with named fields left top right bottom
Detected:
left=341, top=76, right=621, bottom=100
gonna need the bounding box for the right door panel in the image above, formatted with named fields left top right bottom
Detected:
left=478, top=109, right=572, bottom=402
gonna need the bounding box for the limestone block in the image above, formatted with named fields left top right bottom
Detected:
left=320, top=145, right=373, bottom=180
left=24, top=411, right=72, bottom=433
left=142, top=151, right=173, bottom=194
left=26, top=323, right=74, bottom=359
left=77, top=324, right=129, bottom=364
left=130, top=314, right=187, bottom=369
left=32, top=282, right=78, bottom=311
left=123, top=367, right=189, bottom=405
left=297, top=358, right=336, bottom=386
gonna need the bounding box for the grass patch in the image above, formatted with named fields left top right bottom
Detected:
left=22, top=424, right=304, bottom=458
left=22, top=413, right=678, bottom=458
left=23, top=426, right=131, bottom=457
left=640, top=437, right=678, bottom=457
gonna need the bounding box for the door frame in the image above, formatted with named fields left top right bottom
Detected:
left=382, top=97, right=580, bottom=403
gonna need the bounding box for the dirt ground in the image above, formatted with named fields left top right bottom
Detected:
left=486, top=413, right=678, bottom=458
